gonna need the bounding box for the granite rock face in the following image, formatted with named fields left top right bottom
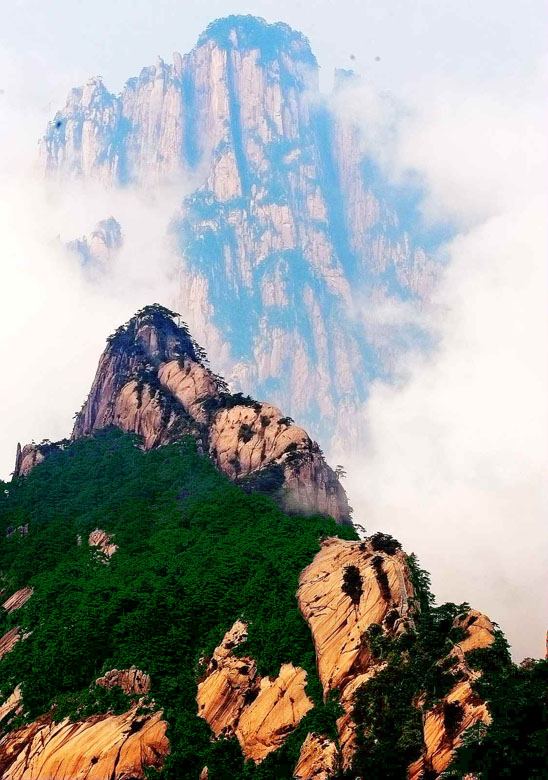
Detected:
left=19, top=304, right=351, bottom=523
left=0, top=680, right=168, bottom=780
left=407, top=610, right=495, bottom=780
left=298, top=536, right=415, bottom=767
left=294, top=539, right=495, bottom=777
left=41, top=15, right=439, bottom=449
left=2, top=587, right=33, bottom=615
left=293, top=733, right=339, bottom=780
left=14, top=439, right=69, bottom=478
left=196, top=620, right=314, bottom=762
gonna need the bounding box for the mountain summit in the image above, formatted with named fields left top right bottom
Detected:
left=16, top=304, right=351, bottom=524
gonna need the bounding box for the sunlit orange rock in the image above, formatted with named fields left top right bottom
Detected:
left=0, top=707, right=168, bottom=779
left=407, top=610, right=495, bottom=780
left=0, top=686, right=22, bottom=727
left=0, top=668, right=169, bottom=780
left=2, top=587, right=33, bottom=614
left=197, top=620, right=314, bottom=762
left=298, top=536, right=414, bottom=766
left=293, top=732, right=339, bottom=780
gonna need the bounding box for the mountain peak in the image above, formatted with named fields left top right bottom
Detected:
left=32, top=304, right=353, bottom=524
left=104, top=303, right=200, bottom=364
left=196, top=14, right=317, bottom=65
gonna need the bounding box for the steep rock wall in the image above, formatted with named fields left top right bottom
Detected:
left=298, top=536, right=414, bottom=766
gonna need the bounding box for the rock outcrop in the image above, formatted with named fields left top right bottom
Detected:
left=0, top=706, right=168, bottom=779
left=0, top=687, right=22, bottom=727
left=96, top=666, right=150, bottom=695
left=19, top=304, right=350, bottom=523
left=40, top=15, right=439, bottom=450
left=297, top=536, right=415, bottom=766
left=295, top=541, right=496, bottom=778
left=88, top=528, right=118, bottom=558
left=2, top=588, right=33, bottom=615
left=293, top=732, right=339, bottom=780
left=197, top=619, right=314, bottom=762
left=0, top=668, right=169, bottom=779
left=13, top=441, right=66, bottom=478
left=0, top=628, right=21, bottom=661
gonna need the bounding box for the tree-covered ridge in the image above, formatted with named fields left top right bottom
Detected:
left=0, top=428, right=356, bottom=778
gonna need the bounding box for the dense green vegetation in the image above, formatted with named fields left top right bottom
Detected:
left=0, top=427, right=545, bottom=778
left=0, top=428, right=356, bottom=778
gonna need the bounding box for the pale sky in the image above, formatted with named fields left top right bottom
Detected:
left=2, top=0, right=545, bottom=102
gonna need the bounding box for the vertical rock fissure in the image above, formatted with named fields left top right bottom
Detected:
left=225, top=47, right=249, bottom=196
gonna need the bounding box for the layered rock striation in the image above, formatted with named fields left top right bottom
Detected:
left=41, top=15, right=440, bottom=448
left=196, top=620, right=314, bottom=762
left=17, top=304, right=351, bottom=524
left=294, top=538, right=496, bottom=778
left=0, top=668, right=168, bottom=779
left=298, top=536, right=415, bottom=767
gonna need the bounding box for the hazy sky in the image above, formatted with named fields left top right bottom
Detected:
left=1, top=1, right=546, bottom=660
left=2, top=0, right=545, bottom=101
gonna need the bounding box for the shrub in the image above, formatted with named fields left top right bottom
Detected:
left=370, top=532, right=402, bottom=556
left=342, top=564, right=363, bottom=604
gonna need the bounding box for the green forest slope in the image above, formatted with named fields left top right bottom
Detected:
left=0, top=428, right=545, bottom=779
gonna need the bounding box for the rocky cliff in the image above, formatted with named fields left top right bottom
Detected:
left=41, top=15, right=439, bottom=449
left=17, top=304, right=350, bottom=523
left=298, top=536, right=416, bottom=767
left=190, top=535, right=498, bottom=779
left=196, top=619, right=314, bottom=763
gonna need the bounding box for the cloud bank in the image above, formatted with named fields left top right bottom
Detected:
left=331, top=64, right=547, bottom=660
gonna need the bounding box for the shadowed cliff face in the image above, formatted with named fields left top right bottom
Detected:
left=20, top=304, right=350, bottom=524
left=40, top=15, right=439, bottom=449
